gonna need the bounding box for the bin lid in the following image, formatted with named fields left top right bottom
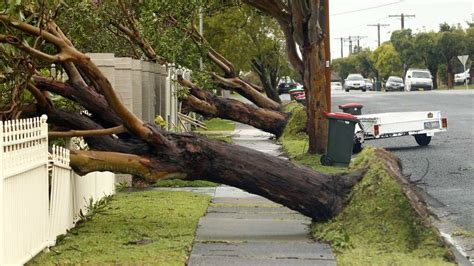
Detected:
left=323, top=112, right=359, bottom=122
left=338, top=103, right=363, bottom=109
left=289, top=90, right=305, bottom=95
left=295, top=94, right=306, bottom=100
left=288, top=88, right=304, bottom=92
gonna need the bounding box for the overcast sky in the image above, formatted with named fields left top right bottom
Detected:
left=330, top=0, right=474, bottom=59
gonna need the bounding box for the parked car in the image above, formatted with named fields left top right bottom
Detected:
left=278, top=82, right=298, bottom=94
left=343, top=74, right=366, bottom=92
left=331, top=81, right=342, bottom=90
left=385, top=76, right=404, bottom=91
left=454, top=69, right=470, bottom=85
left=404, top=69, right=433, bottom=91
left=364, top=79, right=373, bottom=90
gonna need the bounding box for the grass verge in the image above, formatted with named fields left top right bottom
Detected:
left=279, top=102, right=453, bottom=265
left=312, top=148, right=453, bottom=265
left=203, top=118, right=235, bottom=132
left=436, top=84, right=473, bottom=90
left=28, top=191, right=210, bottom=265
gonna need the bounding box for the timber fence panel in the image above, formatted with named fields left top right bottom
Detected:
left=0, top=116, right=49, bottom=265
left=49, top=145, right=74, bottom=245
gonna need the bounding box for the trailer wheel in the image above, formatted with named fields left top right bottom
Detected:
left=352, top=140, right=363, bottom=154
left=320, top=155, right=334, bottom=166
left=414, top=134, right=431, bottom=146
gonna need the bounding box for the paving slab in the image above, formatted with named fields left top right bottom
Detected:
left=214, top=186, right=261, bottom=198
left=207, top=206, right=302, bottom=215
left=206, top=206, right=307, bottom=220
left=191, top=242, right=335, bottom=260
left=212, top=197, right=277, bottom=205
left=195, top=217, right=311, bottom=242
left=188, top=256, right=336, bottom=266
left=203, top=211, right=308, bottom=220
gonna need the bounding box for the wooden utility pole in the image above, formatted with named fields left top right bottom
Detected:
left=345, top=36, right=366, bottom=54
left=334, top=37, right=345, bottom=58
left=389, top=13, right=415, bottom=30
left=368, top=23, right=390, bottom=46
left=324, top=0, right=331, bottom=112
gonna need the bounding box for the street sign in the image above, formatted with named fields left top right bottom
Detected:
left=457, top=55, right=469, bottom=66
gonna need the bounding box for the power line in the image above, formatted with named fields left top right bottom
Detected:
left=389, top=13, right=415, bottom=30
left=331, top=0, right=403, bottom=16
left=368, top=23, right=390, bottom=46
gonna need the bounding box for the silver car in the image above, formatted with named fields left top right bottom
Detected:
left=344, top=74, right=366, bottom=92
left=385, top=76, right=404, bottom=91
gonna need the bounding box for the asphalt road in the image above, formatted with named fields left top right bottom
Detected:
left=328, top=89, right=474, bottom=232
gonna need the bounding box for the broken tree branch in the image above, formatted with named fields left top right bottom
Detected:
left=49, top=125, right=127, bottom=138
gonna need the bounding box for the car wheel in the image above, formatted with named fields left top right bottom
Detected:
left=320, top=155, right=334, bottom=166
left=362, top=88, right=366, bottom=92
left=352, top=139, right=363, bottom=154
left=414, top=134, right=431, bottom=146
left=345, top=89, right=349, bottom=92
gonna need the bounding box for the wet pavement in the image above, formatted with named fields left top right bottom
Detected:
left=187, top=123, right=336, bottom=266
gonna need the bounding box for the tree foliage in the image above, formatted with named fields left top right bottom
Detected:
left=370, top=43, right=403, bottom=80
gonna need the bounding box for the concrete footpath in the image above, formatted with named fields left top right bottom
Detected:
left=187, top=124, right=336, bottom=265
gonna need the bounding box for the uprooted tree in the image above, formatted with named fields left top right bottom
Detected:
left=0, top=1, right=436, bottom=226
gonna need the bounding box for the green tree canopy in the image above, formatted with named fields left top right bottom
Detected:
left=413, top=32, right=441, bottom=88
left=390, top=29, right=420, bottom=69
left=370, top=43, right=403, bottom=80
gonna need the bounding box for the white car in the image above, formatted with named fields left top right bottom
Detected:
left=404, top=69, right=433, bottom=91
left=344, top=74, right=367, bottom=92
left=454, top=69, right=470, bottom=85
left=331, top=81, right=342, bottom=90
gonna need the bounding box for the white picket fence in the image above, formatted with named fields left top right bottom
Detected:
left=0, top=116, right=115, bottom=265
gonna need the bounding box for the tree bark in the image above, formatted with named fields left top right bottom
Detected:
left=446, top=60, right=454, bottom=88
left=251, top=58, right=282, bottom=104
left=303, top=42, right=328, bottom=154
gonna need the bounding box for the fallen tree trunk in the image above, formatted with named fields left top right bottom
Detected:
left=71, top=131, right=365, bottom=221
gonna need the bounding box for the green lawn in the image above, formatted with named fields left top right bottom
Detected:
left=28, top=191, right=210, bottom=265
left=436, top=84, right=474, bottom=90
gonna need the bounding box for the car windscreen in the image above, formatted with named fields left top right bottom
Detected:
left=346, top=75, right=363, bottom=80
left=388, top=77, right=403, bottom=82
left=412, top=71, right=431, bottom=79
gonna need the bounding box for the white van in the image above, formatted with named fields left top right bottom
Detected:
left=404, top=69, right=433, bottom=91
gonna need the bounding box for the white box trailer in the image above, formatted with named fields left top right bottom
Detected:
left=353, top=111, right=448, bottom=152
